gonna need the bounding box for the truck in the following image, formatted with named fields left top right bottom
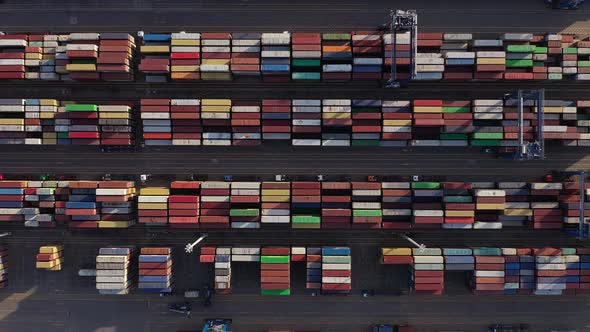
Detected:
left=202, top=319, right=232, bottom=332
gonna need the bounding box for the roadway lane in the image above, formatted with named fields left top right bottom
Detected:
left=0, top=0, right=588, bottom=33
left=1, top=81, right=589, bottom=100
left=1, top=146, right=588, bottom=179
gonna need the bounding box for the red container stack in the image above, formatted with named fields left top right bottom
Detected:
left=381, top=182, right=412, bottom=229
left=231, top=101, right=261, bottom=146
left=321, top=182, right=351, bottom=229
left=262, top=99, right=291, bottom=142
left=200, top=182, right=230, bottom=229
left=171, top=99, right=201, bottom=146
left=168, top=181, right=200, bottom=228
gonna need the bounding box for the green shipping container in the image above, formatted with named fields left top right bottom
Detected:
left=353, top=210, right=382, bottom=217
left=533, top=47, right=548, bottom=54
left=472, top=248, right=502, bottom=256
left=291, top=72, right=321, bottom=80
left=561, top=247, right=577, bottom=255
left=292, top=216, right=321, bottom=223
left=411, top=182, right=440, bottom=189
left=66, top=104, right=98, bottom=112
left=562, top=47, right=577, bottom=54
left=548, top=73, right=562, bottom=80
left=292, top=59, right=321, bottom=67
left=229, top=209, right=259, bottom=217
left=442, top=106, right=470, bottom=113
left=470, top=140, right=501, bottom=146
left=261, top=289, right=291, bottom=295
left=260, top=255, right=290, bottom=264
left=473, top=132, right=503, bottom=139
left=505, top=59, right=533, bottom=67
left=440, top=133, right=467, bottom=140
left=577, top=61, right=590, bottom=67
left=322, top=33, right=350, bottom=40
left=57, top=132, right=69, bottom=139
left=443, top=248, right=473, bottom=256
left=506, top=45, right=536, bottom=52
left=443, top=196, right=472, bottom=203
left=352, top=140, right=380, bottom=146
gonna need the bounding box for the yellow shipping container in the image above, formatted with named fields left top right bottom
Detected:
left=381, top=247, right=412, bottom=256
left=445, top=210, right=475, bottom=217
left=48, top=264, right=62, bottom=271
left=383, top=120, right=412, bottom=126
left=171, top=39, right=200, bottom=46
left=40, top=99, right=58, bottom=106
left=40, top=245, right=63, bottom=254
left=537, top=106, right=563, bottom=113
left=503, top=209, right=532, bottom=216
left=171, top=65, right=200, bottom=72
left=202, top=99, right=232, bottom=106
left=138, top=203, right=167, bottom=210
left=25, top=53, right=42, bottom=60
left=202, top=105, right=231, bottom=112
left=261, top=196, right=290, bottom=203
left=98, top=112, right=130, bottom=119
left=141, top=45, right=170, bottom=53
left=99, top=220, right=133, bottom=228
left=413, top=106, right=442, bottom=113
left=323, top=113, right=350, bottom=119
left=476, top=203, right=505, bottom=210
left=43, top=139, right=57, bottom=145
left=476, top=58, right=505, bottom=65
left=0, top=119, right=24, bottom=125
left=139, top=187, right=169, bottom=195
left=261, top=189, right=290, bottom=196
left=36, top=261, right=57, bottom=269
left=201, top=59, right=230, bottom=65
left=40, top=112, right=56, bottom=119
left=66, top=64, right=96, bottom=72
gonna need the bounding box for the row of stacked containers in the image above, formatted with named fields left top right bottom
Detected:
left=3, top=179, right=590, bottom=231
left=4, top=32, right=590, bottom=81
left=381, top=247, right=590, bottom=295
left=3, top=97, right=590, bottom=147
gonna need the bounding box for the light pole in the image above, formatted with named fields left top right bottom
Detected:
left=400, top=233, right=426, bottom=249
left=185, top=234, right=208, bottom=254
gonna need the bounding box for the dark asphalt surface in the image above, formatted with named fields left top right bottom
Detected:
left=1, top=0, right=588, bottom=33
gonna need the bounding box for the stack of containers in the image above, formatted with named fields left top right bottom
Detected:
left=56, top=34, right=73, bottom=80
left=547, top=35, right=568, bottom=80
left=0, top=246, right=6, bottom=288
left=577, top=100, right=590, bottom=147
left=65, top=181, right=99, bottom=228
left=214, top=247, right=232, bottom=294
left=576, top=37, right=590, bottom=81
left=260, top=247, right=291, bottom=295
left=291, top=33, right=321, bottom=81
left=471, top=247, right=505, bottom=294
left=261, top=33, right=291, bottom=82
left=171, top=99, right=201, bottom=146
left=0, top=34, right=27, bottom=79
left=137, top=187, right=169, bottom=226
left=322, top=33, right=352, bottom=81
left=96, top=246, right=135, bottom=295
left=261, top=99, right=291, bottom=142
left=531, top=182, right=563, bottom=229
left=442, top=33, right=474, bottom=80
left=381, top=100, right=412, bottom=147
left=305, top=247, right=321, bottom=291
left=321, top=99, right=351, bottom=146
left=66, top=33, right=100, bottom=80
left=416, top=33, right=444, bottom=80
left=230, top=182, right=261, bottom=229
left=441, top=100, right=471, bottom=146
left=231, top=33, right=261, bottom=77
left=40, top=34, right=60, bottom=80
left=0, top=99, right=25, bottom=144
left=54, top=181, right=70, bottom=226
left=199, top=246, right=216, bottom=263
left=38, top=99, right=59, bottom=145
left=352, top=31, right=383, bottom=80
left=36, top=245, right=64, bottom=271
left=502, top=248, right=520, bottom=294
left=517, top=248, right=536, bottom=294
left=411, top=248, right=444, bottom=295
left=560, top=181, right=589, bottom=232
left=412, top=100, right=443, bottom=147
left=383, top=32, right=411, bottom=81
left=502, top=97, right=532, bottom=147
left=24, top=35, right=42, bottom=80
left=321, top=247, right=352, bottom=294
left=563, top=247, right=580, bottom=294
left=474, top=37, right=506, bottom=80
left=442, top=182, right=475, bottom=229
left=97, top=33, right=135, bottom=81
left=577, top=248, right=590, bottom=293
left=381, top=247, right=413, bottom=265
left=98, top=104, right=134, bottom=146
left=140, top=99, right=171, bottom=146
left=168, top=181, right=200, bottom=228
left=381, top=182, right=412, bottom=230
left=412, top=182, right=444, bottom=228
left=200, top=182, right=230, bottom=228
left=443, top=248, right=474, bottom=272
left=291, top=182, right=321, bottom=229
left=292, top=99, right=321, bottom=146
left=200, top=33, right=231, bottom=80
left=261, top=181, right=290, bottom=226
left=232, top=246, right=261, bottom=263
left=139, top=33, right=171, bottom=82
left=472, top=99, right=504, bottom=147
left=502, top=33, right=535, bottom=80
left=351, top=99, right=381, bottom=146
left=321, top=182, right=352, bottom=229
left=534, top=247, right=566, bottom=295
left=351, top=182, right=382, bottom=229
left=96, top=181, right=136, bottom=229
left=231, top=101, right=261, bottom=146
left=201, top=99, right=231, bottom=146
left=498, top=182, right=531, bottom=227
left=170, top=32, right=200, bottom=81
left=474, top=187, right=506, bottom=229
left=531, top=35, right=550, bottom=80
left=290, top=246, right=306, bottom=262
left=24, top=180, right=57, bottom=227
left=138, top=247, right=173, bottom=293
left=64, top=103, right=100, bottom=145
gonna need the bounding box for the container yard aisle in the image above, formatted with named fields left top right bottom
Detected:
left=1, top=0, right=589, bottom=33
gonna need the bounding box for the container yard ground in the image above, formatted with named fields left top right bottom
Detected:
left=1, top=0, right=589, bottom=34
left=0, top=238, right=590, bottom=331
